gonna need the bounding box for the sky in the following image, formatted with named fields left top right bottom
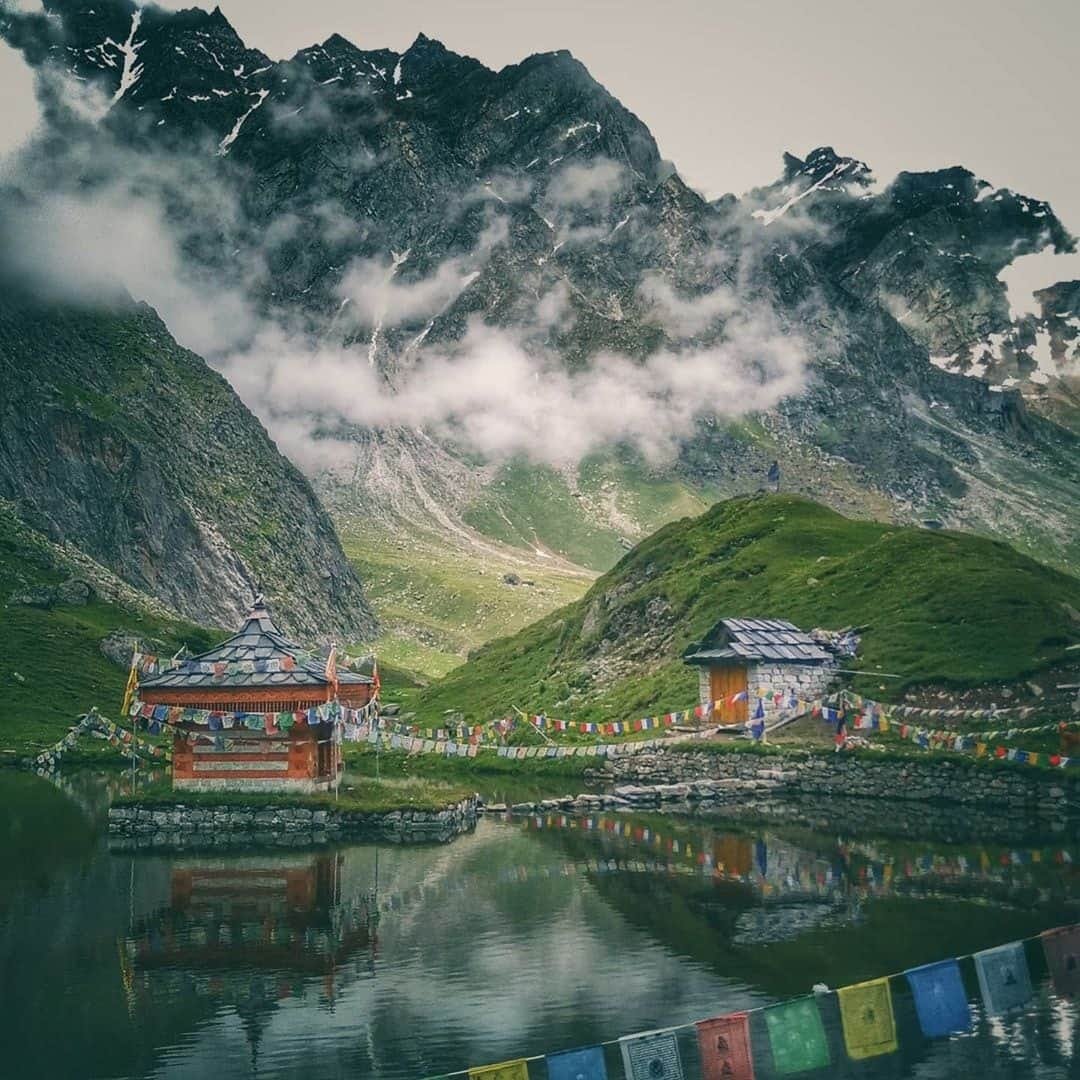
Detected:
left=2, top=0, right=1079, bottom=298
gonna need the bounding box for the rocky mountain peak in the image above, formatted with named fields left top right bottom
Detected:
left=783, top=145, right=873, bottom=187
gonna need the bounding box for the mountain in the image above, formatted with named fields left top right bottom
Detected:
left=0, top=282, right=375, bottom=640
left=743, top=147, right=1079, bottom=418
left=3, top=0, right=1079, bottom=675
left=411, top=494, right=1080, bottom=725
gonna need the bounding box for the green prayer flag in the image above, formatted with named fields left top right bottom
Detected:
left=764, top=996, right=829, bottom=1075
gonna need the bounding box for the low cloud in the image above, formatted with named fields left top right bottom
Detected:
left=639, top=274, right=739, bottom=338
left=0, top=42, right=40, bottom=160
left=220, top=310, right=807, bottom=472
left=545, top=158, right=627, bottom=210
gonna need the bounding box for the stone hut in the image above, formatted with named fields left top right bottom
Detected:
left=682, top=617, right=835, bottom=725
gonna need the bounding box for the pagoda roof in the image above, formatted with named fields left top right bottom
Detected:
left=140, top=600, right=372, bottom=691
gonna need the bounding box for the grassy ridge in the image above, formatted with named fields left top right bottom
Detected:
left=410, top=494, right=1080, bottom=725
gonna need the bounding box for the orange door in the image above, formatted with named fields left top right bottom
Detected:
left=709, top=665, right=748, bottom=725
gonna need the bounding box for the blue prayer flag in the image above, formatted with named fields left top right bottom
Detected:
left=905, top=959, right=971, bottom=1037
left=974, top=941, right=1032, bottom=1016
left=753, top=698, right=765, bottom=720
left=546, top=1045, right=607, bottom=1080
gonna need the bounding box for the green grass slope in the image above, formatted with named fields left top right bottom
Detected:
left=410, top=494, right=1080, bottom=724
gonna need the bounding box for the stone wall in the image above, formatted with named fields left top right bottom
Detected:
left=697, top=661, right=836, bottom=721
left=588, top=749, right=1080, bottom=825
left=107, top=797, right=478, bottom=851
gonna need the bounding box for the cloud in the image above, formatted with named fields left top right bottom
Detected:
left=219, top=307, right=807, bottom=472
left=999, top=249, right=1080, bottom=318
left=0, top=43, right=40, bottom=160
left=335, top=213, right=508, bottom=331
left=545, top=158, right=627, bottom=210
left=638, top=274, right=739, bottom=338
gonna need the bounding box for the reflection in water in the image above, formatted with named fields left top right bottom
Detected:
left=0, top=773, right=1078, bottom=1079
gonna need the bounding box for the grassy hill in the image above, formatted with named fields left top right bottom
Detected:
left=408, top=494, right=1080, bottom=725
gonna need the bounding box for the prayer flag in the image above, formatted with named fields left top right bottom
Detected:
left=696, top=1013, right=754, bottom=1080
left=546, top=1046, right=607, bottom=1080
left=763, top=997, right=829, bottom=1075
left=905, top=959, right=971, bottom=1037
left=121, top=659, right=139, bottom=718
left=974, top=941, right=1032, bottom=1016
left=1042, top=924, right=1080, bottom=998
left=838, top=977, right=897, bottom=1060
left=619, top=1029, right=683, bottom=1080
left=469, top=1060, right=530, bottom=1080
left=325, top=644, right=338, bottom=694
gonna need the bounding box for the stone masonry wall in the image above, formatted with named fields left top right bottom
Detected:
left=750, top=660, right=837, bottom=721
left=107, top=797, right=478, bottom=851
left=698, top=661, right=837, bottom=721
left=589, top=749, right=1080, bottom=823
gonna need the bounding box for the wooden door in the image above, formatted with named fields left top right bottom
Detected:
left=709, top=665, right=748, bottom=725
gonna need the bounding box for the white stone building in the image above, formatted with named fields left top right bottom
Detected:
left=682, top=617, right=836, bottom=726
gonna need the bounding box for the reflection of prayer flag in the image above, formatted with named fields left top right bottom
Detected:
left=697, top=1013, right=754, bottom=1080
left=764, top=997, right=829, bottom=1075
left=838, top=978, right=897, bottom=1060
left=546, top=1046, right=607, bottom=1080
left=619, top=1030, right=683, bottom=1080
left=469, top=1061, right=530, bottom=1080
left=905, top=959, right=971, bottom=1037
left=974, top=941, right=1032, bottom=1015
left=1042, top=924, right=1080, bottom=998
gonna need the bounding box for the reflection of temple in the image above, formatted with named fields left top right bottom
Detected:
left=124, top=851, right=381, bottom=1067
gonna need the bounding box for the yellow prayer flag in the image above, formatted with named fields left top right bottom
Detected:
left=838, top=977, right=897, bottom=1060
left=879, top=716, right=890, bottom=732
left=120, top=662, right=139, bottom=717
left=976, top=742, right=987, bottom=758
left=469, top=1060, right=530, bottom=1080
left=1029, top=753, right=1039, bottom=766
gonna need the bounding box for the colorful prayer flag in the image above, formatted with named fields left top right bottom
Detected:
left=974, top=941, right=1032, bottom=1016
left=1042, top=924, right=1080, bottom=998
left=905, top=959, right=971, bottom=1037
left=619, top=1030, right=683, bottom=1080
left=546, top=1046, right=607, bottom=1080
left=696, top=1013, right=754, bottom=1080
left=838, top=977, right=897, bottom=1060
left=763, top=997, right=829, bottom=1075
left=469, top=1061, right=530, bottom=1080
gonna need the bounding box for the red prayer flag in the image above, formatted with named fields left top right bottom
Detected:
left=697, top=1013, right=754, bottom=1080
left=1043, top=924, right=1080, bottom=998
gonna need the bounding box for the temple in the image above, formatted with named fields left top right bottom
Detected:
left=138, top=598, right=373, bottom=792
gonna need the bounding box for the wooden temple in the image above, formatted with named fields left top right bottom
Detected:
left=138, top=598, right=372, bottom=793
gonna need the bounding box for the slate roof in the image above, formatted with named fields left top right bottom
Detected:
left=683, top=618, right=831, bottom=665
left=140, top=601, right=372, bottom=690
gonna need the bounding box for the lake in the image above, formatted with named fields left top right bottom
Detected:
left=1, top=770, right=1077, bottom=1079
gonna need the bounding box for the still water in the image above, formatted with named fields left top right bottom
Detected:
left=1, top=771, right=1077, bottom=1079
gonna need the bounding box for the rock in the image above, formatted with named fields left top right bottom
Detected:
left=55, top=577, right=94, bottom=605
